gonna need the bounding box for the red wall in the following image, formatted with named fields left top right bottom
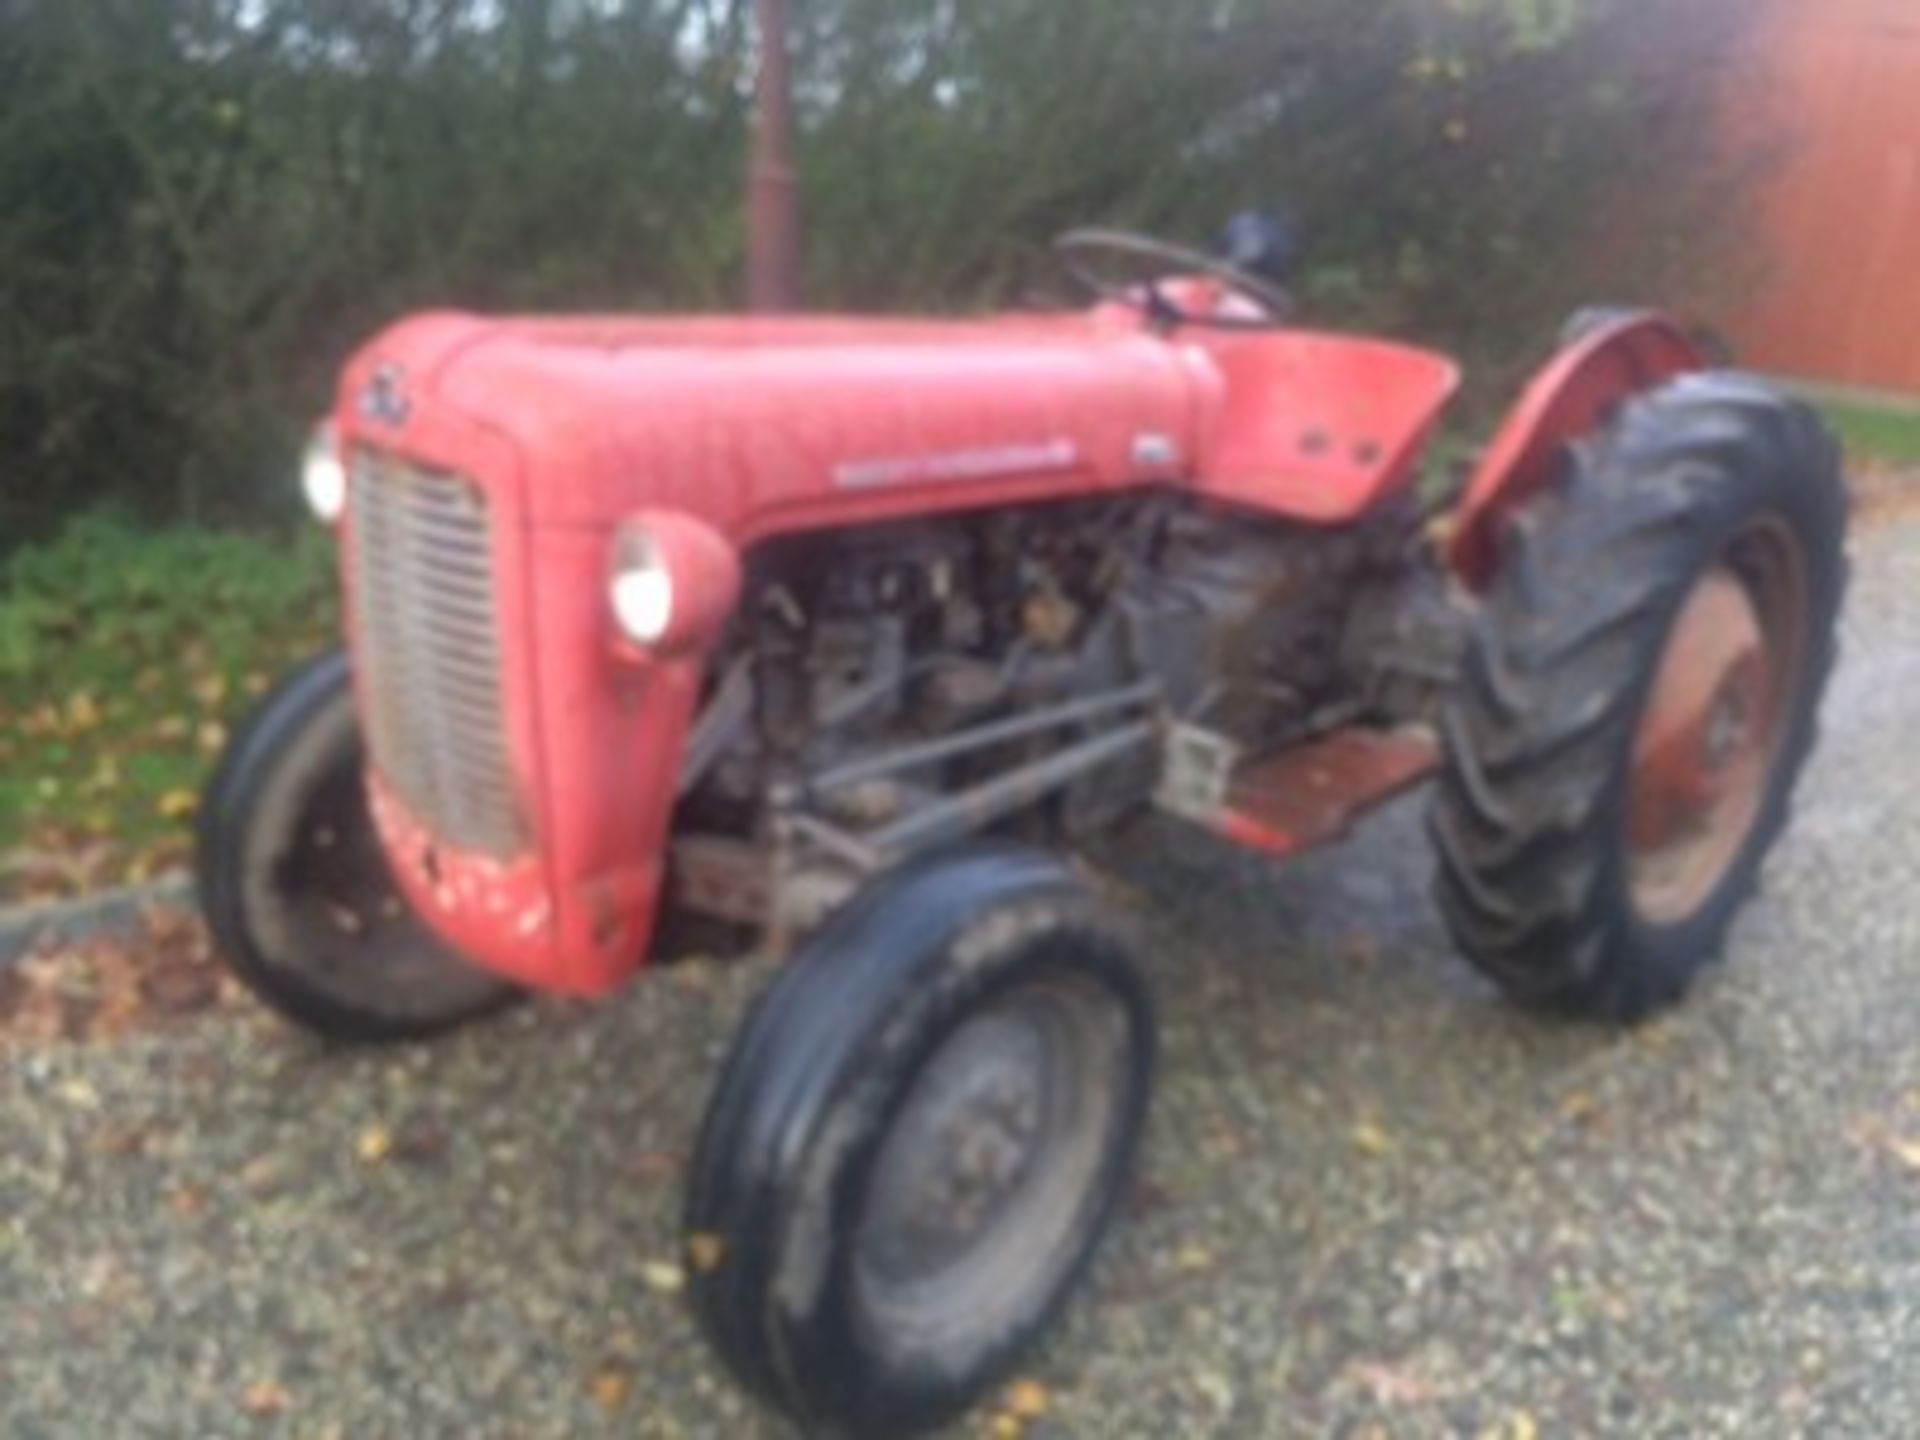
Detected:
left=1734, top=0, right=1920, bottom=394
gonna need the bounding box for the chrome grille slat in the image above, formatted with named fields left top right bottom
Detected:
left=362, top=547, right=496, bottom=583
left=363, top=571, right=496, bottom=603
left=350, top=453, right=525, bottom=859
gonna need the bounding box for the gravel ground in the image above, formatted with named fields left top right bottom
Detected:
left=5, top=516, right=1919, bottom=1440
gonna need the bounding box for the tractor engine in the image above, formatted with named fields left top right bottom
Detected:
left=673, top=497, right=1420, bottom=928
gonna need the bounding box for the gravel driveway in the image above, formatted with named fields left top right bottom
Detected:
left=5, top=516, right=1919, bottom=1440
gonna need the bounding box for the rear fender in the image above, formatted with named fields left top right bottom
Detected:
left=1448, top=312, right=1707, bottom=588
left=1186, top=332, right=1462, bottom=524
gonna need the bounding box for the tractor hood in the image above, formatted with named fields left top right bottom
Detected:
left=336, top=309, right=1203, bottom=540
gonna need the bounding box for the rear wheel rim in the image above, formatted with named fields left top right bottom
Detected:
left=1626, top=517, right=1808, bottom=925
left=851, top=971, right=1130, bottom=1363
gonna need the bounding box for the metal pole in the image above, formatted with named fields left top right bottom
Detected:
left=748, top=0, right=802, bottom=312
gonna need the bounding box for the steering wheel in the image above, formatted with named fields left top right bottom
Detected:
left=1054, top=228, right=1293, bottom=330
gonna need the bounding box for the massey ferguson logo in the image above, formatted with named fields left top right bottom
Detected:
left=360, top=363, right=412, bottom=427
left=835, top=439, right=1078, bottom=490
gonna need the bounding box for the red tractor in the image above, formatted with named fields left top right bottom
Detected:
left=199, top=228, right=1846, bottom=1436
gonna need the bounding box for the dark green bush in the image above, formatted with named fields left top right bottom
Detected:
left=0, top=0, right=1762, bottom=539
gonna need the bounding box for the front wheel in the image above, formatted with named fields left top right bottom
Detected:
left=197, top=651, right=521, bottom=1042
left=1431, top=373, right=1848, bottom=1022
left=684, top=845, right=1155, bottom=1437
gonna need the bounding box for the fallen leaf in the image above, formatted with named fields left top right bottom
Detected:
left=357, top=1124, right=393, bottom=1164
left=88, top=1123, right=153, bottom=1157
left=1847, top=1117, right=1920, bottom=1172
left=1886, top=1136, right=1920, bottom=1172
left=140, top=957, right=221, bottom=1016
left=1173, top=1242, right=1215, bottom=1274
left=1352, top=1119, right=1396, bottom=1157
left=240, top=1380, right=293, bottom=1416
left=1636, top=1018, right=1679, bottom=1051
left=240, top=1156, right=280, bottom=1193
left=58, top=1077, right=101, bottom=1110
left=157, top=789, right=199, bottom=821
left=1479, top=1410, right=1539, bottom=1440
left=641, top=1260, right=686, bottom=1296
left=168, top=1184, right=208, bottom=1219
left=1193, top=1367, right=1235, bottom=1413
left=1205, top=1127, right=1248, bottom=1159
left=589, top=1366, right=632, bottom=1413
left=1346, top=1359, right=1439, bottom=1406
left=1004, top=1378, right=1050, bottom=1420
left=686, top=1231, right=727, bottom=1273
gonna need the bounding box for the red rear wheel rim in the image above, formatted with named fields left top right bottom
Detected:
left=1626, top=517, right=1808, bottom=926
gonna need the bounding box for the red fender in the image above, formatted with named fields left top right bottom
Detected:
left=1448, top=313, right=1707, bottom=589
left=1187, top=330, right=1462, bottom=524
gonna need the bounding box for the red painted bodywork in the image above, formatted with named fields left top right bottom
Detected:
left=1450, top=313, right=1707, bottom=586
left=328, top=299, right=1692, bottom=995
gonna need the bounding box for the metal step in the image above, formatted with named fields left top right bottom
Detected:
left=1159, top=722, right=1440, bottom=858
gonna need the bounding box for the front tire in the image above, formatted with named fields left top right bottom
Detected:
left=197, top=651, right=520, bottom=1042
left=685, top=845, right=1155, bottom=1437
left=1431, top=373, right=1847, bottom=1022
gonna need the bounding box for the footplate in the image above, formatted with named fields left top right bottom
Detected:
left=1159, top=723, right=1440, bottom=858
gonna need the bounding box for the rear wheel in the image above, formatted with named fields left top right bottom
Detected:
left=197, top=651, right=520, bottom=1042
left=685, top=845, right=1154, bottom=1436
left=1431, top=373, right=1847, bottom=1021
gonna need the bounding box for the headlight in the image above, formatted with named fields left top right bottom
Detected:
left=607, top=514, right=741, bottom=658
left=302, top=421, right=347, bottom=524
left=610, top=531, right=676, bottom=644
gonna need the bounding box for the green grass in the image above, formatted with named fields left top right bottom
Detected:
left=0, top=513, right=338, bottom=899
left=1817, top=393, right=1920, bottom=470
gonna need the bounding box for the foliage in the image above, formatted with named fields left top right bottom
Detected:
left=0, top=512, right=337, bottom=896
left=0, top=0, right=1764, bottom=539
left=1819, top=394, right=1920, bottom=472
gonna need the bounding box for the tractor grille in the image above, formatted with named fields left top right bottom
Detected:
left=349, top=452, right=525, bottom=859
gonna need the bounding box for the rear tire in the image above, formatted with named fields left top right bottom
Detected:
left=1431, top=373, right=1847, bottom=1022
left=197, top=651, right=521, bottom=1043
left=684, top=844, right=1154, bottom=1437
